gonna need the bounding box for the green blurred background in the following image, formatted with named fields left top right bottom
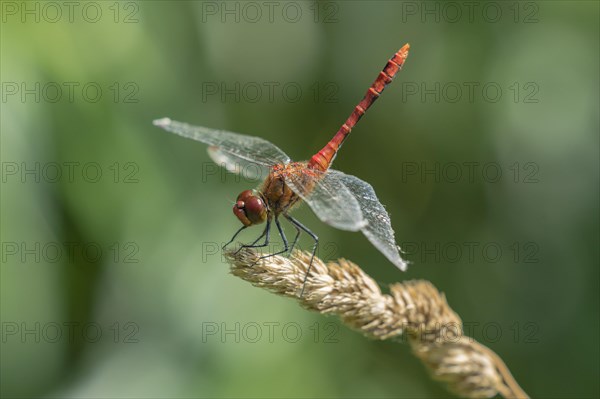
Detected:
left=1, top=1, right=598, bottom=398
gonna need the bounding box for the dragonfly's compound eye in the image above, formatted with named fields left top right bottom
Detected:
left=233, top=190, right=267, bottom=226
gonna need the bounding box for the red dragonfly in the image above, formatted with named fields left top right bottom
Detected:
left=155, top=44, right=410, bottom=292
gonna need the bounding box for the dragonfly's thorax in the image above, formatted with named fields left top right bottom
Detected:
left=260, top=162, right=309, bottom=215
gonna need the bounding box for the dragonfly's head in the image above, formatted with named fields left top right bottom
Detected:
left=233, top=190, right=267, bottom=226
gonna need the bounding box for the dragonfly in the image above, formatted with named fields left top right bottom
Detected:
left=154, top=43, right=410, bottom=294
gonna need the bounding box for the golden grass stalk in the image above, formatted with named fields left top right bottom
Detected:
left=225, top=248, right=529, bottom=399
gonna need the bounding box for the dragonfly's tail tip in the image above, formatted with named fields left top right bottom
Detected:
left=153, top=117, right=172, bottom=127
left=399, top=43, right=410, bottom=56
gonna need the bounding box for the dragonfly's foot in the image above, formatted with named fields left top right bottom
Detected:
left=248, top=255, right=267, bottom=268
left=250, top=249, right=290, bottom=267
left=299, top=281, right=308, bottom=298
left=234, top=246, right=244, bottom=255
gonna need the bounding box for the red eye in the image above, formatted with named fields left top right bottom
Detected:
left=233, top=205, right=251, bottom=226
left=244, top=196, right=267, bottom=224
left=245, top=197, right=263, bottom=215
left=237, top=190, right=253, bottom=202
left=232, top=191, right=267, bottom=226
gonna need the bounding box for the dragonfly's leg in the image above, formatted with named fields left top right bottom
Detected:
left=286, top=223, right=302, bottom=257
left=248, top=235, right=263, bottom=247
left=284, top=215, right=318, bottom=298
left=234, top=219, right=271, bottom=255
left=223, top=225, right=247, bottom=250
left=254, top=217, right=290, bottom=264
left=249, top=225, right=269, bottom=246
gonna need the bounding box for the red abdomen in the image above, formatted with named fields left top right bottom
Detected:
left=309, top=44, right=410, bottom=171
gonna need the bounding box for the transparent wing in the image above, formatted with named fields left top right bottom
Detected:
left=283, top=165, right=366, bottom=231
left=154, top=118, right=291, bottom=167
left=207, top=146, right=271, bottom=181
left=329, top=170, right=407, bottom=271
